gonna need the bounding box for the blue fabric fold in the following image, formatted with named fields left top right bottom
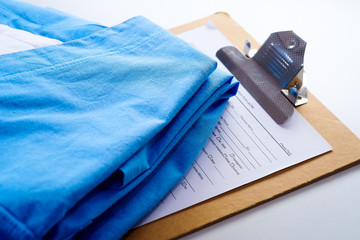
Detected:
left=0, top=1, right=239, bottom=239
left=0, top=0, right=106, bottom=41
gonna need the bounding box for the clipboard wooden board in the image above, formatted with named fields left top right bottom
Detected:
left=124, top=12, right=360, bottom=240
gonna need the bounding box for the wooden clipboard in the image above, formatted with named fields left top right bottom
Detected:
left=123, top=12, right=360, bottom=240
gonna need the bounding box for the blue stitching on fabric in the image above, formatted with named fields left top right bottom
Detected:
left=0, top=3, right=102, bottom=30
left=0, top=30, right=164, bottom=80
left=0, top=203, right=36, bottom=240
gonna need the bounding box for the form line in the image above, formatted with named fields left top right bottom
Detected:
left=234, top=94, right=291, bottom=156
left=169, top=190, right=176, bottom=200
left=219, top=125, right=254, bottom=170
left=195, top=160, right=214, bottom=185
left=183, top=176, right=196, bottom=192
left=214, top=165, right=226, bottom=179
left=252, top=132, right=278, bottom=161
left=225, top=107, right=273, bottom=163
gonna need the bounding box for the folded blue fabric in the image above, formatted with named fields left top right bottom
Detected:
left=0, top=0, right=105, bottom=41
left=0, top=1, right=239, bottom=239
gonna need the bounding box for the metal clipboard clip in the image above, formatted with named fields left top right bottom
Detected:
left=216, top=31, right=307, bottom=124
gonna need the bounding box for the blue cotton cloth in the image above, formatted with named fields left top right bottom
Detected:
left=0, top=1, right=239, bottom=240
left=0, top=0, right=105, bottom=41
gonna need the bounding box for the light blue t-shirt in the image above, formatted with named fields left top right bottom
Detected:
left=0, top=1, right=239, bottom=239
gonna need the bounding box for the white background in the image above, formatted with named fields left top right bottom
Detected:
left=20, top=0, right=360, bottom=239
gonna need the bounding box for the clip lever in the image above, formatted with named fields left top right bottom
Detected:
left=217, top=31, right=307, bottom=124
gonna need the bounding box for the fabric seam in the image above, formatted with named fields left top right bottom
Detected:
left=0, top=29, right=164, bottom=80
left=0, top=203, right=36, bottom=239
left=0, top=4, right=102, bottom=30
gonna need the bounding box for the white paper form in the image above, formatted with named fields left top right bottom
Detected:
left=137, top=22, right=332, bottom=226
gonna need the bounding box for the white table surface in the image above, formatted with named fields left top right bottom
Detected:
left=19, top=0, right=360, bottom=239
